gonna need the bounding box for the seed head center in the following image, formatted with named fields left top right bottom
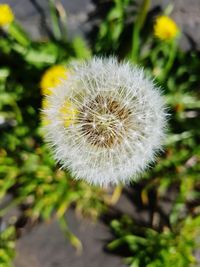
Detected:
left=79, top=95, right=131, bottom=148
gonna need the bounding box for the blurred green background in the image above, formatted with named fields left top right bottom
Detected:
left=0, top=0, right=200, bottom=266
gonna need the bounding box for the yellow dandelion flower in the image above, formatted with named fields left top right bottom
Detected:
left=0, top=4, right=14, bottom=27
left=59, top=100, right=79, bottom=128
left=40, top=66, right=69, bottom=127
left=40, top=65, right=68, bottom=95
left=154, top=15, right=179, bottom=41
left=41, top=99, right=79, bottom=128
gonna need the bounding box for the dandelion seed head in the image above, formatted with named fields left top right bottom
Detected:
left=43, top=57, right=167, bottom=186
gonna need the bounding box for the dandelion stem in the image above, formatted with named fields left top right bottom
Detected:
left=109, top=184, right=123, bottom=205
left=159, top=40, right=177, bottom=82
left=131, top=0, right=150, bottom=62
left=8, top=22, right=30, bottom=47
left=49, top=0, right=62, bottom=40
left=58, top=216, right=83, bottom=253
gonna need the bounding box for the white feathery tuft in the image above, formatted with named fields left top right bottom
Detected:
left=42, top=57, right=167, bottom=186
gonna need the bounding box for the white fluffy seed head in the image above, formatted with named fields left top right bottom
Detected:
left=42, top=57, right=167, bottom=187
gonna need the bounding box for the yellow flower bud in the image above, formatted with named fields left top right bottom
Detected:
left=154, top=15, right=179, bottom=41
left=0, top=4, right=14, bottom=27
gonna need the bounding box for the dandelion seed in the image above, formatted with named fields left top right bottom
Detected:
left=42, top=57, right=167, bottom=186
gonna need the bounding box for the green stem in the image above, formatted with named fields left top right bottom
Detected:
left=49, top=0, right=62, bottom=40
left=56, top=1, right=68, bottom=41
left=59, top=10, right=68, bottom=41
left=8, top=22, right=30, bottom=47
left=131, top=0, right=150, bottom=62
left=159, top=41, right=177, bottom=82
left=58, top=216, right=82, bottom=252
left=11, top=100, right=23, bottom=124
left=131, top=24, right=140, bottom=62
